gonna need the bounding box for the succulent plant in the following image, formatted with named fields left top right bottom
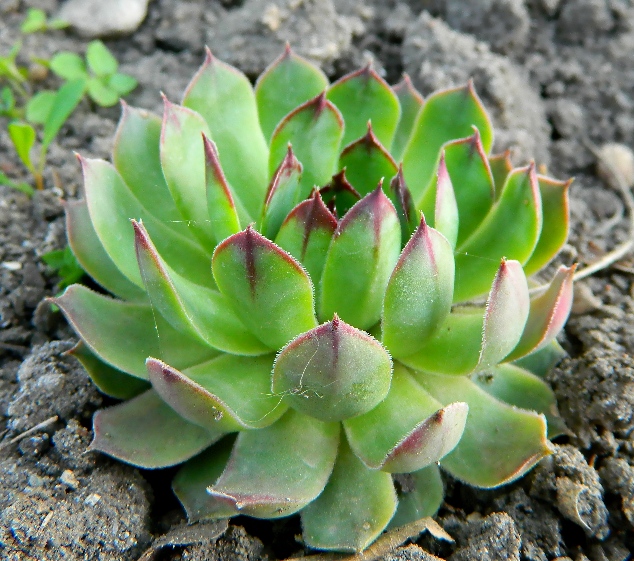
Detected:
left=55, top=46, right=574, bottom=552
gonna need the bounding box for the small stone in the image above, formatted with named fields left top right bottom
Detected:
left=57, top=0, right=150, bottom=38
left=60, top=469, right=80, bottom=490
left=84, top=493, right=102, bottom=506
left=596, top=143, right=634, bottom=189
left=1, top=261, right=22, bottom=271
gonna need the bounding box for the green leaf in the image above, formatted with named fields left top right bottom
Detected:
left=107, top=72, right=137, bottom=95
left=86, top=40, right=118, bottom=76
left=69, top=341, right=149, bottom=399
left=391, top=74, right=424, bottom=162
left=0, top=171, right=33, bottom=195
left=454, top=164, right=542, bottom=302
left=269, top=92, right=344, bottom=200
left=388, top=465, right=444, bottom=528
left=173, top=437, right=237, bottom=521
left=133, top=221, right=270, bottom=356
left=183, top=49, right=269, bottom=221
left=261, top=146, right=303, bottom=239
left=489, top=150, right=513, bottom=197
left=272, top=315, right=393, bottom=422
left=209, top=410, right=339, bottom=518
left=432, top=152, right=459, bottom=249
left=338, top=124, right=398, bottom=198
left=54, top=285, right=218, bottom=379
left=65, top=200, right=147, bottom=301
left=41, top=245, right=84, bottom=289
left=416, top=372, right=553, bottom=488
left=21, top=8, right=47, bottom=33
left=382, top=216, right=455, bottom=358
left=327, top=65, right=400, bottom=149
left=42, top=79, right=86, bottom=151
left=512, top=340, right=566, bottom=379
left=86, top=76, right=119, bottom=107
left=523, top=176, right=571, bottom=275
left=255, top=44, right=329, bottom=141
left=344, top=365, right=467, bottom=473
left=147, top=355, right=284, bottom=431
left=320, top=169, right=361, bottom=217
left=8, top=122, right=35, bottom=173
left=49, top=51, right=86, bottom=80
left=212, top=226, right=318, bottom=350
left=275, top=189, right=337, bottom=288
left=25, top=90, right=55, bottom=124
left=320, top=187, right=401, bottom=329
left=301, top=438, right=397, bottom=552
left=402, top=81, right=493, bottom=205
left=386, top=166, right=419, bottom=244
left=91, top=389, right=222, bottom=468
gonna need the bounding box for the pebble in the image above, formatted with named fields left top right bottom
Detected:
left=596, top=142, right=634, bottom=189
left=57, top=0, right=150, bottom=38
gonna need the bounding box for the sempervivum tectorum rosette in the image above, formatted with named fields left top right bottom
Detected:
left=55, top=46, right=574, bottom=551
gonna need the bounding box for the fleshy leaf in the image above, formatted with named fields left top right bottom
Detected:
left=454, top=164, right=542, bottom=302
left=134, top=221, right=268, bottom=355
left=69, top=341, right=149, bottom=400
left=203, top=135, right=242, bottom=244
left=54, top=285, right=217, bottom=379
left=416, top=372, right=553, bottom=487
left=327, top=65, right=400, bottom=149
left=344, top=365, right=467, bottom=472
left=338, top=124, right=398, bottom=198
left=489, top=150, right=513, bottom=197
left=320, top=169, right=361, bottom=217
left=387, top=166, right=419, bottom=243
left=433, top=152, right=459, bottom=249
left=382, top=215, right=455, bottom=358
left=272, top=315, right=393, bottom=422
left=147, top=354, right=284, bottom=431
left=301, top=438, right=397, bottom=552
left=391, top=74, right=424, bottom=162
left=160, top=97, right=214, bottom=248
left=269, top=92, right=344, bottom=199
left=65, top=200, right=146, bottom=301
left=472, top=363, right=566, bottom=438
left=212, top=226, right=318, bottom=350
left=261, top=145, right=303, bottom=239
left=91, top=389, right=222, bottom=468
left=255, top=44, right=329, bottom=141
left=513, top=340, right=566, bottom=378
left=183, top=49, right=269, bottom=220
left=80, top=157, right=213, bottom=288
left=209, top=410, right=339, bottom=518
left=320, top=187, right=401, bottom=329
left=504, top=265, right=575, bottom=362
left=275, top=189, right=337, bottom=285
left=402, top=82, right=493, bottom=205
left=173, top=436, right=237, bottom=521
left=523, top=176, right=571, bottom=275
left=388, top=465, right=443, bottom=529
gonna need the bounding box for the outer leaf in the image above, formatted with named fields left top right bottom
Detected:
left=91, top=389, right=222, bottom=469
left=489, top=150, right=513, bottom=197
left=472, top=364, right=566, bottom=438
left=212, top=226, right=317, bottom=350
left=183, top=49, right=269, bottom=220
left=388, top=465, right=444, bottom=529
left=255, top=44, right=329, bottom=140
left=147, top=355, right=284, bottom=431
left=513, top=340, right=566, bottom=378
left=403, top=81, right=493, bottom=205
left=69, top=341, right=149, bottom=400
left=382, top=215, right=455, bottom=358
left=160, top=98, right=214, bottom=248
left=301, top=438, right=397, bottom=552
left=269, top=92, right=344, bottom=199
left=327, top=65, right=400, bottom=149
left=134, top=221, right=268, bottom=355
left=261, top=145, right=303, bottom=239
left=344, top=365, right=467, bottom=473
left=338, top=124, right=398, bottom=198
left=86, top=40, right=118, bottom=76
left=272, top=315, right=393, bottom=422
left=320, top=187, right=401, bottom=329
left=65, top=200, right=146, bottom=301
left=387, top=166, right=418, bottom=243
left=416, top=372, right=553, bottom=487
left=173, top=437, right=237, bottom=521
left=203, top=135, right=242, bottom=244
left=391, top=74, right=424, bottom=162
left=433, top=152, right=459, bottom=249
left=42, top=79, right=86, bottom=150
left=454, top=164, right=542, bottom=302
left=54, top=285, right=217, bottom=379
left=275, top=189, right=337, bottom=285
left=8, top=122, right=35, bottom=172
left=504, top=265, right=575, bottom=362
left=523, top=176, right=571, bottom=275
left=320, top=169, right=361, bottom=218
left=209, top=410, right=339, bottom=518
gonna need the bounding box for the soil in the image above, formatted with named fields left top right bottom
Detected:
left=1, top=0, right=634, bottom=560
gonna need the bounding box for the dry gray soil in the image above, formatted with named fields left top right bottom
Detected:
left=1, top=0, right=633, bottom=560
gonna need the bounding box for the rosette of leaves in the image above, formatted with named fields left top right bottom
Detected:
left=55, top=46, right=574, bottom=552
